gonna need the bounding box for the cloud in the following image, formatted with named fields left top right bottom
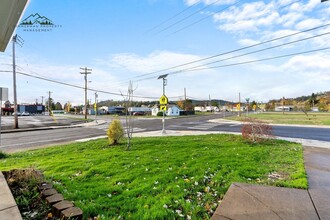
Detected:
left=282, top=53, right=330, bottom=81
left=238, top=38, right=261, bottom=46
left=295, top=18, right=323, bottom=30
left=96, top=51, right=203, bottom=75
left=213, top=0, right=326, bottom=34
left=184, top=0, right=235, bottom=6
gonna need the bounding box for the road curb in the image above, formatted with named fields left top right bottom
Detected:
left=0, top=171, right=22, bottom=220
left=0, top=120, right=107, bottom=134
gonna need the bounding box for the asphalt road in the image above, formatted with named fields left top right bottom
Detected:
left=1, top=113, right=330, bottom=153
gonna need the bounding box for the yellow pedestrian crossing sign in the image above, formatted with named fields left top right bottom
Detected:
left=160, top=105, right=167, bottom=111
left=159, top=95, right=168, bottom=105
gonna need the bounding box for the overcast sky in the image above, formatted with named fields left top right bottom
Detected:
left=1, top=0, right=330, bottom=105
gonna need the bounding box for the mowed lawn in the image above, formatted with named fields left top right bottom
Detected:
left=229, top=112, right=330, bottom=126
left=0, top=134, right=307, bottom=219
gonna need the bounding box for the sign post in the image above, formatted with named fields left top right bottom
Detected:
left=158, top=74, right=168, bottom=135
left=94, top=92, right=98, bottom=124
left=159, top=95, right=168, bottom=134
left=0, top=88, right=9, bottom=145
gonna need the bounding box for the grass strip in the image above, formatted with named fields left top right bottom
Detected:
left=0, top=134, right=307, bottom=219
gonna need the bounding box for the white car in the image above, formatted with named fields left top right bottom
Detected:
left=21, top=112, right=30, bottom=116
left=12, top=112, right=21, bottom=116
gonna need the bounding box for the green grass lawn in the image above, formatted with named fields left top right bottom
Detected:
left=229, top=112, right=330, bottom=126
left=0, top=134, right=307, bottom=219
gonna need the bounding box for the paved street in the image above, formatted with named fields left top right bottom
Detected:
left=1, top=113, right=330, bottom=153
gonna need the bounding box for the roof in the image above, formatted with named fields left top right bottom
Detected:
left=0, top=0, right=29, bottom=52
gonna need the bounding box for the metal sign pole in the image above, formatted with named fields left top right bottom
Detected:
left=0, top=99, right=2, bottom=145
left=0, top=88, right=8, bottom=146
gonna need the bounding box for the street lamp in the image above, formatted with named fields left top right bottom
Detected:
left=158, top=74, right=168, bottom=134
left=245, top=98, right=250, bottom=116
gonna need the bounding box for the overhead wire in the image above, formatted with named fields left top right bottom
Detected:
left=147, top=1, right=200, bottom=33
left=154, top=0, right=222, bottom=35
left=168, top=46, right=330, bottom=75
left=164, top=30, right=330, bottom=75
left=0, top=70, right=158, bottom=100
left=167, top=0, right=301, bottom=36
left=167, top=0, right=244, bottom=36
left=116, top=22, right=330, bottom=84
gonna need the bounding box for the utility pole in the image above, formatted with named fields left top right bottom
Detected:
left=80, top=67, right=92, bottom=120
left=238, top=92, right=241, bottom=117
left=184, top=88, right=187, bottom=111
left=35, top=99, right=38, bottom=105
left=41, top=96, right=44, bottom=105
left=12, top=34, right=23, bottom=129
left=12, top=35, right=18, bottom=128
left=94, top=92, right=98, bottom=123
left=282, top=96, right=285, bottom=115
left=48, top=91, right=52, bottom=115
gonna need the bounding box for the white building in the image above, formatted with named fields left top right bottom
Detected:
left=275, top=106, right=294, bottom=112
left=194, top=106, right=204, bottom=112
left=128, top=107, right=151, bottom=114
left=152, top=105, right=182, bottom=116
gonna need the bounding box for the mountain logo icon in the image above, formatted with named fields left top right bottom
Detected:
left=20, top=13, right=54, bottom=25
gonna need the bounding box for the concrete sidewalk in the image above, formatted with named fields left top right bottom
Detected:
left=0, top=172, right=22, bottom=220
left=212, top=146, right=330, bottom=220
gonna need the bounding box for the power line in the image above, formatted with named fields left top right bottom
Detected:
left=147, top=1, right=199, bottom=33
left=167, top=30, right=330, bottom=75
left=168, top=0, right=301, bottom=36
left=167, top=0, right=243, bottom=36
left=154, top=0, right=222, bottom=35
left=168, top=46, right=330, bottom=76
left=117, top=23, right=330, bottom=84
left=11, top=70, right=158, bottom=100
left=132, top=46, right=330, bottom=82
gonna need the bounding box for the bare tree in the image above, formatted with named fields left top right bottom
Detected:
left=121, top=81, right=136, bottom=150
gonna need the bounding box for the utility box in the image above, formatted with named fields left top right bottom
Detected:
left=0, top=87, right=8, bottom=100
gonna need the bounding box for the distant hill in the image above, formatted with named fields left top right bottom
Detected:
left=98, top=99, right=232, bottom=107
left=265, top=91, right=330, bottom=111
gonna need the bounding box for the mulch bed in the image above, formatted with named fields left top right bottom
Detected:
left=4, top=169, right=55, bottom=220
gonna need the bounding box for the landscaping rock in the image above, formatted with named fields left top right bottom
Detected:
left=38, top=182, right=53, bottom=190
left=46, top=193, right=64, bottom=204
left=41, top=188, right=57, bottom=197
left=52, top=200, right=74, bottom=217
left=60, top=207, right=83, bottom=220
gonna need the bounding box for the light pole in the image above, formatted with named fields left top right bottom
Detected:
left=245, top=98, right=250, bottom=116
left=158, top=74, right=168, bottom=134
left=94, top=92, right=98, bottom=123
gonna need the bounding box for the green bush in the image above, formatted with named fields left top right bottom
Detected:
left=107, top=118, right=124, bottom=145
left=0, top=151, right=8, bottom=159
left=157, top=111, right=166, bottom=116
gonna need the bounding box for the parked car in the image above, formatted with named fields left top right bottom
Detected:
left=12, top=112, right=21, bottom=116
left=133, top=111, right=145, bottom=116
left=21, top=112, right=30, bottom=116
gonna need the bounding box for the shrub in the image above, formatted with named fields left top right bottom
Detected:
left=0, top=151, right=8, bottom=159
left=241, top=118, right=273, bottom=143
left=107, top=118, right=124, bottom=145
left=157, top=111, right=166, bottom=116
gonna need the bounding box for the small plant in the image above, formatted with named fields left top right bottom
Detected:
left=4, top=169, right=51, bottom=220
left=242, top=118, right=273, bottom=143
left=107, top=118, right=124, bottom=145
left=157, top=111, right=166, bottom=116
left=0, top=151, right=8, bottom=159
